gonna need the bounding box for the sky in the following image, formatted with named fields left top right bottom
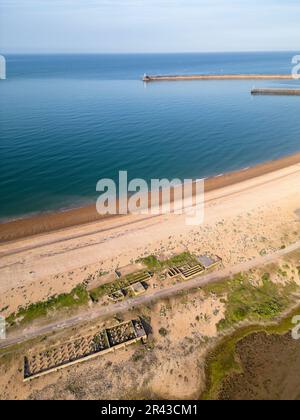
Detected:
left=0, top=0, right=299, bottom=53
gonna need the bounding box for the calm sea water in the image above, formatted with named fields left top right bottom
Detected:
left=0, top=52, right=300, bottom=221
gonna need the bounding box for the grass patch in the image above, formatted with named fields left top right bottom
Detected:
left=158, top=327, right=168, bottom=337
left=203, top=273, right=298, bottom=331
left=6, top=285, right=89, bottom=326
left=165, top=252, right=198, bottom=267
left=140, top=252, right=198, bottom=271
left=139, top=255, right=162, bottom=270
left=201, top=305, right=300, bottom=400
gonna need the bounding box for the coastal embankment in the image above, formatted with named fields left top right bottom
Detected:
left=143, top=74, right=294, bottom=82
left=1, top=152, right=300, bottom=243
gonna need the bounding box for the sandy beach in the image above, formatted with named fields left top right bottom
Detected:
left=1, top=153, right=300, bottom=316
left=1, top=152, right=300, bottom=243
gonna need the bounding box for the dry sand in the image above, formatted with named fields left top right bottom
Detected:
left=1, top=155, right=300, bottom=315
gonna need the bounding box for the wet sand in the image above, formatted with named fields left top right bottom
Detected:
left=1, top=152, right=300, bottom=243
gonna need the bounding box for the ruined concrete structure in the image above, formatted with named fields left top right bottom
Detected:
left=197, top=254, right=222, bottom=270
left=108, top=281, right=147, bottom=302
left=167, top=255, right=222, bottom=280
left=24, top=319, right=147, bottom=381
left=167, top=264, right=204, bottom=279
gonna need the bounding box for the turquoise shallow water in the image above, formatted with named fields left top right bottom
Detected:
left=0, top=52, right=300, bottom=221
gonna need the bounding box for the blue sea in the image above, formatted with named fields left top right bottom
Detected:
left=0, top=52, right=300, bottom=221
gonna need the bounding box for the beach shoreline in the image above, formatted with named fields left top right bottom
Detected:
left=1, top=151, right=300, bottom=243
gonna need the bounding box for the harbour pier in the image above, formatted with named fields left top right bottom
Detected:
left=143, top=74, right=294, bottom=82
left=251, top=88, right=300, bottom=96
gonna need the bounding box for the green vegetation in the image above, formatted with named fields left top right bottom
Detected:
left=140, top=252, right=198, bottom=271
left=140, top=255, right=162, bottom=270
left=132, top=349, right=146, bottom=362
left=202, top=305, right=300, bottom=400
left=204, top=273, right=298, bottom=331
left=89, top=270, right=151, bottom=302
left=202, top=265, right=300, bottom=400
left=158, top=327, right=168, bottom=337
left=165, top=252, right=198, bottom=267
left=6, top=285, right=89, bottom=326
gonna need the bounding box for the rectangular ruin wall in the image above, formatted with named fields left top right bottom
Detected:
left=24, top=319, right=147, bottom=381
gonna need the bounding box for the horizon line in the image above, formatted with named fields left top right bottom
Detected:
left=1, top=49, right=299, bottom=56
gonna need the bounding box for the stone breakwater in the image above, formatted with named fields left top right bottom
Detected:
left=251, top=88, right=300, bottom=96
left=143, top=74, right=294, bottom=82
